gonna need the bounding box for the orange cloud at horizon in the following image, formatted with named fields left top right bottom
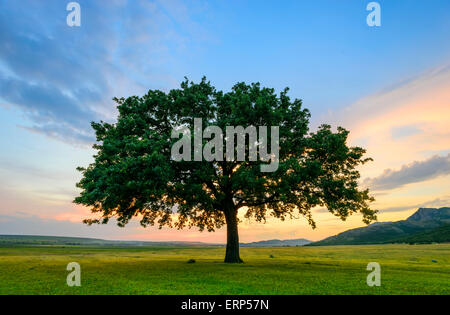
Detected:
left=338, top=65, right=450, bottom=173
left=327, top=64, right=450, bottom=225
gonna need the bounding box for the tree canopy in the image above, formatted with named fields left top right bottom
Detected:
left=74, top=78, right=377, bottom=263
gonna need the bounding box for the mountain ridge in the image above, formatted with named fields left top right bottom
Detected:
left=308, top=207, right=450, bottom=246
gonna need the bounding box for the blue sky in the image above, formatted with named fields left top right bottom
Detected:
left=0, top=0, right=449, bottom=242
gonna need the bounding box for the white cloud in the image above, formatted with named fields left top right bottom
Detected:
left=364, top=153, right=450, bottom=191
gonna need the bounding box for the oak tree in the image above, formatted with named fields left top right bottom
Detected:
left=74, top=78, right=377, bottom=263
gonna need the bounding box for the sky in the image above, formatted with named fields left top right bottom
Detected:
left=0, top=0, right=449, bottom=242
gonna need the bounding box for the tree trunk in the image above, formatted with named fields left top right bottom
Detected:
left=224, top=209, right=243, bottom=263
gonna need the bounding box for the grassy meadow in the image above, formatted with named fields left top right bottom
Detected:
left=0, top=244, right=449, bottom=295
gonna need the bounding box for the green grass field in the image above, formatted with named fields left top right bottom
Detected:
left=0, top=244, right=449, bottom=295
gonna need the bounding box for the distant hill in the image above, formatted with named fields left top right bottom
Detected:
left=0, top=235, right=314, bottom=248
left=308, top=207, right=450, bottom=246
left=0, top=235, right=220, bottom=247
left=241, top=238, right=312, bottom=247
left=391, top=224, right=450, bottom=244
